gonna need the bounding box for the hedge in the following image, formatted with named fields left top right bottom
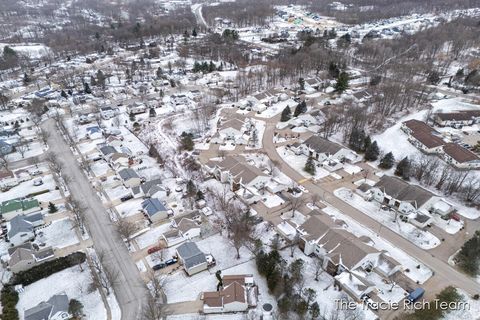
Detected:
left=1, top=286, right=19, bottom=320
left=26, top=189, right=50, bottom=198
left=12, top=252, right=86, bottom=286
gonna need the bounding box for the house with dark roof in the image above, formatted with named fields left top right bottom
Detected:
left=433, top=110, right=480, bottom=127
left=202, top=274, right=256, bottom=314
left=141, top=198, right=168, bottom=223
left=8, top=243, right=54, bottom=273
left=297, top=135, right=360, bottom=169
left=442, top=143, right=480, bottom=169
left=176, top=241, right=208, bottom=275
left=370, top=175, right=454, bottom=217
left=0, top=140, right=13, bottom=155
left=401, top=119, right=445, bottom=154
left=24, top=293, right=70, bottom=320
left=118, top=168, right=141, bottom=188
left=0, top=169, right=16, bottom=188
left=7, top=213, right=44, bottom=246
left=99, top=145, right=118, bottom=158
left=173, top=212, right=202, bottom=240
left=132, top=178, right=166, bottom=198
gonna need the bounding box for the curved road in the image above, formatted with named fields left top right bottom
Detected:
left=261, top=118, right=480, bottom=297
left=42, top=119, right=148, bottom=320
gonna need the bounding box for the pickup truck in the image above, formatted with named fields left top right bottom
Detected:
left=407, top=288, right=425, bottom=303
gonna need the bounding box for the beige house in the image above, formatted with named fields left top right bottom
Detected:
left=8, top=244, right=54, bottom=273
left=118, top=168, right=141, bottom=188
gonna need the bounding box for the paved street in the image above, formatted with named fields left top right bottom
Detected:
left=259, top=116, right=480, bottom=299
left=42, top=119, right=148, bottom=320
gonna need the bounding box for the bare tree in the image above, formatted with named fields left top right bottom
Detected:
left=146, top=271, right=164, bottom=301
left=16, top=138, right=29, bottom=158
left=286, top=195, right=307, bottom=218
left=0, top=154, right=8, bottom=171
left=141, top=295, right=165, bottom=320
left=313, top=256, right=324, bottom=281
left=224, top=203, right=253, bottom=259
left=67, top=196, right=87, bottom=235
left=45, top=151, right=63, bottom=174
left=116, top=218, right=138, bottom=248
left=267, top=159, right=281, bottom=177
left=39, top=128, right=50, bottom=147
left=112, top=115, right=121, bottom=128
left=310, top=193, right=322, bottom=208
left=90, top=250, right=119, bottom=296
left=287, top=233, right=300, bottom=257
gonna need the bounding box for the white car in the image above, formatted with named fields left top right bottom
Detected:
left=33, top=178, right=43, bottom=186
left=201, top=207, right=213, bottom=216
left=297, top=185, right=309, bottom=193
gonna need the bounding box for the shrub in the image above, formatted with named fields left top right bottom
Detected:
left=1, top=286, right=19, bottom=320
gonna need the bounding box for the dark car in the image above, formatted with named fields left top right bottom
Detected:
left=165, top=258, right=178, bottom=266
left=120, top=194, right=133, bottom=202
left=152, top=263, right=166, bottom=271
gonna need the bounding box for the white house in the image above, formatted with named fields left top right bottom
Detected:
left=442, top=143, right=480, bottom=169
left=218, top=118, right=245, bottom=141
left=176, top=242, right=208, bottom=276
left=7, top=213, right=44, bottom=247
left=298, top=135, right=360, bottom=168
left=118, top=168, right=142, bottom=188
left=100, top=106, right=116, bottom=119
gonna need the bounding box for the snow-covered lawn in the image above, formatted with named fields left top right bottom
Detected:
left=115, top=198, right=143, bottom=218
left=262, top=192, right=284, bottom=208
left=16, top=264, right=108, bottom=320
left=35, top=190, right=63, bottom=203
left=277, top=146, right=330, bottom=179
left=35, top=218, right=79, bottom=249
left=443, top=288, right=480, bottom=320
left=373, top=110, right=428, bottom=160
left=0, top=174, right=57, bottom=202
left=245, top=119, right=266, bottom=149
left=322, top=205, right=433, bottom=284
left=334, top=188, right=440, bottom=250
left=6, top=142, right=45, bottom=162
left=135, top=222, right=173, bottom=249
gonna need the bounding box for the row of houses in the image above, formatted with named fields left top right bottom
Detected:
left=433, top=110, right=480, bottom=128
left=402, top=119, right=480, bottom=169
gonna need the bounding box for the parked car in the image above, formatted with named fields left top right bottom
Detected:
left=406, top=288, right=425, bottom=303
left=29, top=169, right=42, bottom=176
left=165, top=258, right=177, bottom=266
left=147, top=246, right=162, bottom=254
left=152, top=263, right=166, bottom=270
left=33, top=178, right=43, bottom=186
left=120, top=194, right=133, bottom=202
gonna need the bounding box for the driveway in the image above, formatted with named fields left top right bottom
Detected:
left=42, top=119, right=148, bottom=320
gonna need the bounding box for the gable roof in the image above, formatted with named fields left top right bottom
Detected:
left=141, top=198, right=167, bottom=216
left=303, top=135, right=343, bottom=155
left=7, top=215, right=34, bottom=238
left=176, top=241, right=207, bottom=269
left=1, top=198, right=39, bottom=215
left=25, top=294, right=69, bottom=320
left=118, top=168, right=140, bottom=181
left=374, top=175, right=435, bottom=207
left=203, top=279, right=247, bottom=308
left=443, top=143, right=480, bottom=163
left=220, top=118, right=244, bottom=131
left=99, top=145, right=117, bottom=156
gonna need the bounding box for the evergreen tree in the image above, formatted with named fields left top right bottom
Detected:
left=348, top=128, right=366, bottom=152
left=364, top=141, right=380, bottom=161
left=363, top=135, right=371, bottom=152
left=129, top=112, right=135, bottom=122
left=294, top=100, right=307, bottom=117
left=48, top=202, right=58, bottom=213
left=61, top=90, right=68, bottom=99
left=23, top=72, right=31, bottom=85
left=69, top=299, right=84, bottom=318
left=298, top=77, right=305, bottom=90
left=379, top=152, right=395, bottom=169
left=192, top=28, right=197, bottom=37
left=149, top=108, right=156, bottom=118
left=334, top=71, right=349, bottom=93
left=156, top=66, right=163, bottom=79
left=96, top=70, right=106, bottom=88
left=83, top=82, right=92, bottom=94
left=208, top=61, right=216, bottom=73
left=180, top=132, right=194, bottom=151
left=328, top=62, right=340, bottom=78
left=280, top=106, right=291, bottom=122
left=395, top=156, right=411, bottom=180
left=304, top=157, right=316, bottom=175
left=310, top=301, right=320, bottom=319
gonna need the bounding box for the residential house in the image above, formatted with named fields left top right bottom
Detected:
left=110, top=153, right=130, bottom=169
left=100, top=106, right=116, bottom=120
left=202, top=274, right=257, bottom=314
left=0, top=170, right=16, bottom=188
left=433, top=110, right=480, bottom=127
left=86, top=126, right=103, bottom=140
left=24, top=293, right=70, bottom=320
left=118, top=168, right=142, bottom=188
left=0, top=198, right=41, bottom=221
left=218, top=118, right=245, bottom=141
left=0, top=140, right=13, bottom=155
left=205, top=156, right=271, bottom=204
left=442, top=143, right=480, bottom=169
left=7, top=213, right=44, bottom=247
left=296, top=135, right=360, bottom=168
left=132, top=178, right=167, bottom=199
left=127, top=102, right=147, bottom=114
left=142, top=198, right=168, bottom=223
left=171, top=94, right=190, bottom=106
left=176, top=241, right=208, bottom=276
left=173, top=212, right=201, bottom=239
left=369, top=175, right=454, bottom=217
left=401, top=120, right=445, bottom=154
left=106, top=136, right=123, bottom=148
left=99, top=145, right=118, bottom=158
left=8, top=243, right=54, bottom=273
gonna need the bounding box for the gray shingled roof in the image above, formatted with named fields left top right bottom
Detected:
left=374, top=175, right=435, bottom=208
left=176, top=242, right=207, bottom=269
left=303, top=135, right=343, bottom=155
left=99, top=145, right=117, bottom=156
left=141, top=198, right=167, bottom=216
left=7, top=215, right=34, bottom=238
left=25, top=294, right=69, bottom=320
left=119, top=168, right=140, bottom=181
